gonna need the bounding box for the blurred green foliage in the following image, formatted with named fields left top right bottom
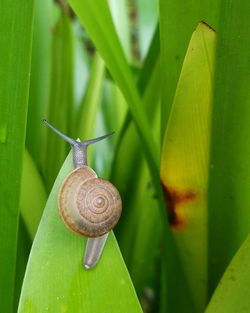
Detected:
left=1, top=0, right=250, bottom=312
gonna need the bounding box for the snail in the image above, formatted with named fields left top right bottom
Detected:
left=43, top=120, right=122, bottom=269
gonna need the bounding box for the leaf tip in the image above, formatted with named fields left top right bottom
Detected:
left=198, top=21, right=216, bottom=33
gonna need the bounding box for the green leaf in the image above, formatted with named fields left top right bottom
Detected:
left=78, top=53, right=105, bottom=141
left=137, top=0, right=158, bottom=59
left=44, top=10, right=74, bottom=190
left=67, top=0, right=160, bottom=188
left=18, top=151, right=143, bottom=313
left=110, top=30, right=161, bottom=286
left=20, top=149, right=47, bottom=239
left=26, top=0, right=52, bottom=169
left=77, top=52, right=106, bottom=169
left=65, top=12, right=183, bottom=307
left=72, top=21, right=90, bottom=108
left=14, top=217, right=32, bottom=312
left=108, top=0, right=132, bottom=62
left=208, top=0, right=250, bottom=294
left=112, top=57, right=161, bottom=261
left=160, top=22, right=216, bottom=312
left=205, top=235, right=250, bottom=313
left=0, top=1, right=34, bottom=312
left=159, top=0, right=221, bottom=135
left=126, top=54, right=162, bottom=298
left=94, top=80, right=127, bottom=177
left=137, top=24, right=159, bottom=94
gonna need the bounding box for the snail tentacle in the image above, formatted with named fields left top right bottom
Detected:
left=43, top=119, right=115, bottom=167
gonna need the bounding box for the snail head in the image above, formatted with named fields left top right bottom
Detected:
left=42, top=119, right=114, bottom=167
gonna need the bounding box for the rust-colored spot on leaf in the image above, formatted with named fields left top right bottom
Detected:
left=161, top=181, right=198, bottom=230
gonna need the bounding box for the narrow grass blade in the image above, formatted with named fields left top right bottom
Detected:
left=110, top=24, right=160, bottom=211
left=160, top=22, right=216, bottom=312
left=159, top=0, right=221, bottom=135
left=205, top=235, right=250, bottom=313
left=76, top=51, right=106, bottom=170
left=108, top=0, right=132, bottom=62
left=208, top=0, right=250, bottom=294
left=109, top=27, right=191, bottom=310
left=125, top=124, right=162, bottom=304
left=26, top=0, right=52, bottom=169
left=18, top=151, right=143, bottom=313
left=68, top=0, right=160, bottom=184
left=44, top=10, right=74, bottom=190
left=0, top=2, right=34, bottom=312
left=113, top=56, right=161, bottom=241
left=111, top=24, right=160, bottom=172
left=137, top=0, right=158, bottom=59
left=137, top=24, right=159, bottom=93
left=72, top=21, right=90, bottom=109
left=110, top=35, right=192, bottom=311
left=127, top=160, right=162, bottom=300
left=101, top=81, right=127, bottom=138
left=20, top=149, right=47, bottom=239
left=14, top=217, right=32, bottom=311
left=78, top=53, right=105, bottom=141
left=93, top=81, right=127, bottom=178
left=111, top=58, right=161, bottom=265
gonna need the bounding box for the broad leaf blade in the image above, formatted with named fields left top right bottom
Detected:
left=208, top=0, right=250, bottom=293
left=205, top=235, right=250, bottom=313
left=160, top=22, right=216, bottom=312
left=159, top=0, right=221, bottom=135
left=0, top=1, right=34, bottom=312
left=18, top=152, right=142, bottom=313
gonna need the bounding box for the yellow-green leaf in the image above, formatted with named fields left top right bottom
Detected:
left=205, top=235, right=250, bottom=313
left=159, top=0, right=221, bottom=134
left=160, top=22, right=216, bottom=312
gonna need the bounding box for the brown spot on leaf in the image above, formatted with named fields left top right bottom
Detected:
left=161, top=181, right=198, bottom=230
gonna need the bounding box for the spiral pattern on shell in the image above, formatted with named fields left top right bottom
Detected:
left=58, top=166, right=122, bottom=237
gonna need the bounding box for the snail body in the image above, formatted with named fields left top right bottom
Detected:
left=58, top=166, right=122, bottom=237
left=43, top=119, right=122, bottom=268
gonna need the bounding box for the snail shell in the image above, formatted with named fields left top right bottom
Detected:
left=58, top=166, right=122, bottom=237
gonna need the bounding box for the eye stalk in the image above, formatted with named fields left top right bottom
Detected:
left=42, top=119, right=114, bottom=167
